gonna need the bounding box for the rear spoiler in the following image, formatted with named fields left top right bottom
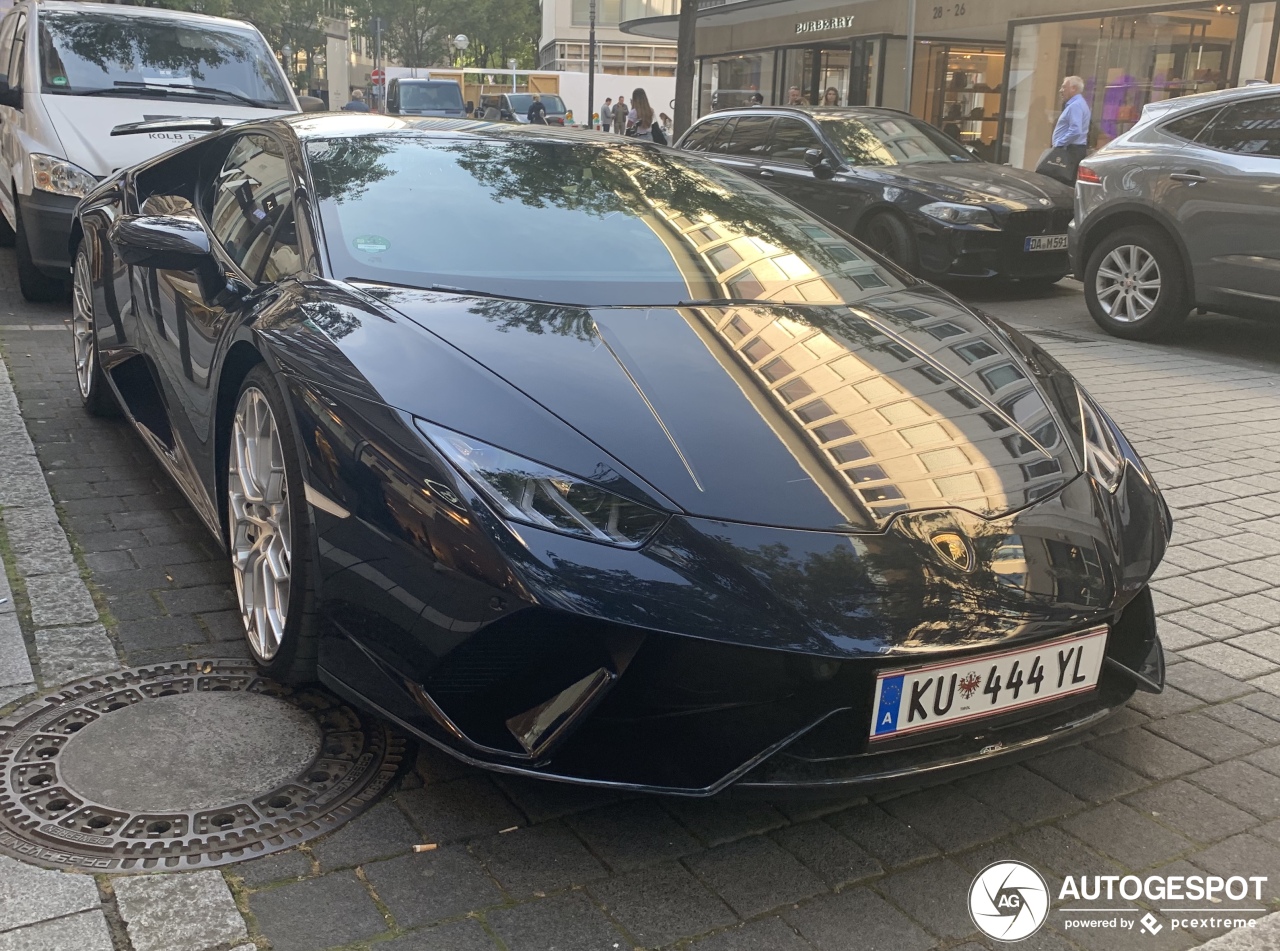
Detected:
left=111, top=116, right=238, bottom=137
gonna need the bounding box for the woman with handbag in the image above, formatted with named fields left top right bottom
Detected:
left=626, top=88, right=667, bottom=145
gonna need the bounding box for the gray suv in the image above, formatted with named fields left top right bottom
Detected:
left=1070, top=84, right=1280, bottom=340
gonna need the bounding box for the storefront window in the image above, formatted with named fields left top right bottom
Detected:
left=1002, top=5, right=1248, bottom=168
left=703, top=51, right=775, bottom=112
left=916, top=43, right=1006, bottom=161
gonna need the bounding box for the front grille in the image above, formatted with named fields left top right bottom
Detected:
left=1003, top=208, right=1073, bottom=235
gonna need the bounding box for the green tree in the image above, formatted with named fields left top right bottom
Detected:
left=375, top=0, right=450, bottom=68
left=443, top=0, right=539, bottom=69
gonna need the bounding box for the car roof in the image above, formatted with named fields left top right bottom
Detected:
left=692, top=105, right=916, bottom=123
left=30, top=0, right=259, bottom=30
left=1138, top=82, right=1280, bottom=121
left=277, top=114, right=602, bottom=142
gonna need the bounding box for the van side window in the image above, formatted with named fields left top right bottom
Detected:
left=0, top=13, right=18, bottom=87
left=6, top=13, right=24, bottom=93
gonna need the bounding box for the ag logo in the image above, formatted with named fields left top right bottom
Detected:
left=969, top=860, right=1050, bottom=941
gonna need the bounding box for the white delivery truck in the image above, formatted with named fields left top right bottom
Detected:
left=0, top=1, right=299, bottom=300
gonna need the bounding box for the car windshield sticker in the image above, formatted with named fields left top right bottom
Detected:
left=142, top=71, right=194, bottom=86
left=354, top=235, right=390, bottom=253
left=51, top=75, right=68, bottom=86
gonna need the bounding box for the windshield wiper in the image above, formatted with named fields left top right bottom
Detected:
left=107, top=81, right=276, bottom=109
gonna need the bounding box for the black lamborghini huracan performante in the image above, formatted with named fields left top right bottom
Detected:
left=70, top=115, right=1169, bottom=794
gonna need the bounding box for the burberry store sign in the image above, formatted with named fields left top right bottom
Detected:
left=795, top=14, right=855, bottom=33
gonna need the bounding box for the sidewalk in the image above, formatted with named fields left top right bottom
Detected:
left=0, top=260, right=1276, bottom=951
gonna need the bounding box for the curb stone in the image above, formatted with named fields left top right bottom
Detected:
left=0, top=331, right=252, bottom=951
left=0, top=352, right=118, bottom=692
left=1195, top=912, right=1280, bottom=950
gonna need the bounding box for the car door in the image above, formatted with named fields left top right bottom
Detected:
left=138, top=132, right=303, bottom=474
left=757, top=116, right=839, bottom=219
left=710, top=114, right=773, bottom=178
left=1173, top=95, right=1280, bottom=307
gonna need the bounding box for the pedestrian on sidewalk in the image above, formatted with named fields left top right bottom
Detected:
left=600, top=97, right=612, bottom=132
left=342, top=89, right=369, bottom=112
left=627, top=88, right=666, bottom=144
left=527, top=93, right=548, bottom=124
left=612, top=96, right=628, bottom=134
left=1036, top=76, right=1090, bottom=185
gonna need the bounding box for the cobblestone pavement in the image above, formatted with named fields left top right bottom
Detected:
left=0, top=256, right=1278, bottom=951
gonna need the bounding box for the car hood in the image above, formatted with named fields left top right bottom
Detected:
left=861, top=162, right=1074, bottom=210
left=38, top=95, right=295, bottom=178
left=366, top=283, right=1082, bottom=533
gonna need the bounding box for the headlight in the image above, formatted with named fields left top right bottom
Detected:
left=29, top=154, right=98, bottom=199
left=1077, top=387, right=1125, bottom=492
left=417, top=421, right=667, bottom=548
left=919, top=201, right=996, bottom=227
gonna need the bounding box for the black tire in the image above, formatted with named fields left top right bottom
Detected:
left=1084, top=226, right=1188, bottom=340
left=226, top=364, right=318, bottom=683
left=71, top=243, right=119, bottom=417
left=15, top=203, right=67, bottom=303
left=0, top=204, right=15, bottom=248
left=861, top=212, right=919, bottom=274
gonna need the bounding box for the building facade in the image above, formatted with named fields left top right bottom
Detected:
left=541, top=0, right=680, bottom=74
left=623, top=0, right=1280, bottom=166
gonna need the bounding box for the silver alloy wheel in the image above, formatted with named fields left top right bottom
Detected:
left=71, top=251, right=94, bottom=399
left=228, top=387, right=292, bottom=662
left=1095, top=244, right=1161, bottom=324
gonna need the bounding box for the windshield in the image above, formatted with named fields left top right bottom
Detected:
left=401, top=83, right=463, bottom=111
left=508, top=93, right=566, bottom=114
left=38, top=11, right=293, bottom=108
left=307, top=132, right=906, bottom=307
left=816, top=114, right=974, bottom=166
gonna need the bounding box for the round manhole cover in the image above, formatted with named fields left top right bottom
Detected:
left=0, top=660, right=406, bottom=872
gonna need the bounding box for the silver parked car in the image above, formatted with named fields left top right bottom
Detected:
left=1070, top=84, right=1280, bottom=340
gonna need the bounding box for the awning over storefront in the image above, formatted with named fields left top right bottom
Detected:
left=622, top=0, right=866, bottom=41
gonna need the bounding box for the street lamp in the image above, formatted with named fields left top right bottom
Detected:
left=453, top=33, right=469, bottom=69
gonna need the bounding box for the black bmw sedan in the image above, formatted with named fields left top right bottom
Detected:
left=71, top=115, right=1168, bottom=795
left=676, top=107, right=1075, bottom=285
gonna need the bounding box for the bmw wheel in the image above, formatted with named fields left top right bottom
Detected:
left=1084, top=226, right=1188, bottom=340
left=71, top=244, right=118, bottom=417
left=227, top=365, right=318, bottom=682
left=861, top=212, right=919, bottom=275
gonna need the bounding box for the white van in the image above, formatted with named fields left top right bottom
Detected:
left=0, top=2, right=299, bottom=301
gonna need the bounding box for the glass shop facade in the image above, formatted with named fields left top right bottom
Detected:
left=628, top=0, right=1280, bottom=167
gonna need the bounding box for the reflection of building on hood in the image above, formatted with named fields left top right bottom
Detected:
left=638, top=200, right=1070, bottom=534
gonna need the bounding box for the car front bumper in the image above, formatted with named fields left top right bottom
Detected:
left=20, top=190, right=79, bottom=277
left=915, top=209, right=1074, bottom=281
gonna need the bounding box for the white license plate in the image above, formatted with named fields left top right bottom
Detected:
left=1025, top=234, right=1069, bottom=252
left=869, top=626, right=1107, bottom=740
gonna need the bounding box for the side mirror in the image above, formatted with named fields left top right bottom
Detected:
left=0, top=79, right=22, bottom=109
left=109, top=214, right=212, bottom=271
left=298, top=95, right=325, bottom=113
left=804, top=148, right=837, bottom=177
